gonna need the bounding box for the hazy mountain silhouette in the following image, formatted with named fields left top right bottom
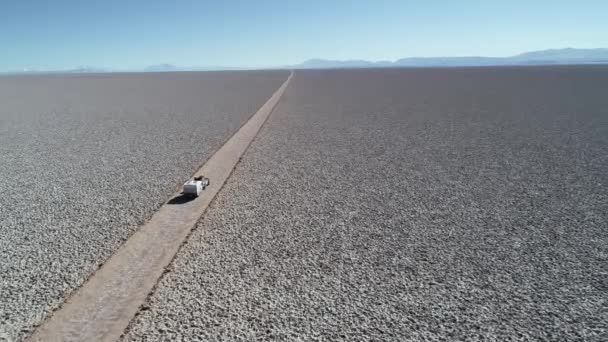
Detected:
left=293, top=48, right=608, bottom=69
left=144, top=64, right=179, bottom=72
left=5, top=48, right=608, bottom=75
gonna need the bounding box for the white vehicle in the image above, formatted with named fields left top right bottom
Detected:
left=182, top=176, right=210, bottom=197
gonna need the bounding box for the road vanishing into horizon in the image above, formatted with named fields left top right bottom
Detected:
left=0, top=70, right=289, bottom=341
left=124, top=67, right=607, bottom=341
left=1, top=66, right=607, bottom=341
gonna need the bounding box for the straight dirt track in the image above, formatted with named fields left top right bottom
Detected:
left=27, top=72, right=293, bottom=342
left=0, top=70, right=288, bottom=341
left=124, top=66, right=607, bottom=341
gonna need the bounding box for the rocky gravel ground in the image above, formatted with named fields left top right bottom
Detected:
left=123, top=67, right=608, bottom=341
left=0, top=70, right=288, bottom=341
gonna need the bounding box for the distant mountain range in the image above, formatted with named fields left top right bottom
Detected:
left=292, top=48, right=608, bottom=69
left=1, top=66, right=110, bottom=74
left=144, top=64, right=180, bottom=72
left=143, top=64, right=245, bottom=72
left=3, top=48, right=608, bottom=75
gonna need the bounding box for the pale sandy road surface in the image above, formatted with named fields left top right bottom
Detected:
left=123, top=67, right=607, bottom=342
left=0, top=70, right=289, bottom=341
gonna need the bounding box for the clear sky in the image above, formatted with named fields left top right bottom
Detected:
left=2, top=0, right=607, bottom=71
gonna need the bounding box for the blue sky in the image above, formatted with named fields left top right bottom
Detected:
left=2, top=0, right=607, bottom=71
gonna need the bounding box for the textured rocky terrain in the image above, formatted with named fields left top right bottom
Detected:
left=0, top=70, right=289, bottom=340
left=124, top=67, right=608, bottom=341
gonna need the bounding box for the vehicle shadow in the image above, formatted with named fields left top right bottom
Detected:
left=167, top=194, right=195, bottom=205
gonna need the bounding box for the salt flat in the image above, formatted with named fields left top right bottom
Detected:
left=123, top=67, right=608, bottom=341
left=0, top=70, right=289, bottom=340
